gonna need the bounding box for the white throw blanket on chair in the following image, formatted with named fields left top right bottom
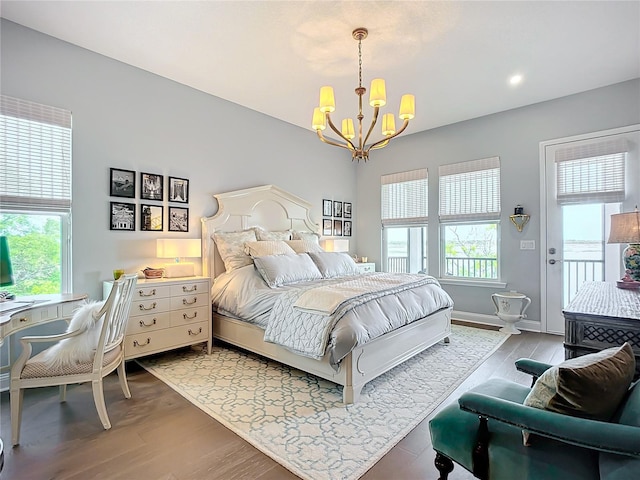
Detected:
left=43, top=300, right=105, bottom=369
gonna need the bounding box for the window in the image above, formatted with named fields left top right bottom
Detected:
left=381, top=169, right=428, bottom=273
left=439, top=157, right=500, bottom=280
left=0, top=95, right=72, bottom=295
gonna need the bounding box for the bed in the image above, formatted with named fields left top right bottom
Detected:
left=201, top=184, right=453, bottom=404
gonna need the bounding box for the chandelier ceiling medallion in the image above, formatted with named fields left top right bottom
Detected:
left=311, top=27, right=415, bottom=162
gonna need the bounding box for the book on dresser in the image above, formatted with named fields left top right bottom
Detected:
left=103, top=276, right=212, bottom=360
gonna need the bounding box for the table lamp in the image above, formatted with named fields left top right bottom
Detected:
left=607, top=207, right=640, bottom=285
left=0, top=236, right=15, bottom=301
left=156, top=239, right=201, bottom=278
left=320, top=239, right=350, bottom=253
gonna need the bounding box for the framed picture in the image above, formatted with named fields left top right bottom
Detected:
left=168, top=176, right=189, bottom=203
left=140, top=204, right=163, bottom=231
left=333, top=219, right=343, bottom=236
left=322, top=199, right=333, bottom=217
left=333, top=200, right=343, bottom=218
left=323, top=219, right=333, bottom=236
left=110, top=202, right=135, bottom=231
left=343, top=202, right=352, bottom=219
left=169, top=206, right=189, bottom=232
left=343, top=220, right=352, bottom=237
left=110, top=168, right=135, bottom=198
left=140, top=172, right=164, bottom=201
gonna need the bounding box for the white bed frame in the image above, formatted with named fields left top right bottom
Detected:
left=201, top=184, right=452, bottom=403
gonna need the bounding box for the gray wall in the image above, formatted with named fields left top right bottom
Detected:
left=355, top=78, right=640, bottom=325
left=1, top=19, right=356, bottom=301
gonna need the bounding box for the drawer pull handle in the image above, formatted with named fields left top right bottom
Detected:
left=188, top=327, right=203, bottom=336
left=139, top=302, right=157, bottom=311
left=139, top=318, right=157, bottom=327
left=183, top=285, right=198, bottom=292
left=183, top=297, right=197, bottom=305
left=133, top=338, right=151, bottom=347
left=19, top=317, right=29, bottom=323
left=183, top=312, right=198, bottom=320
left=138, top=289, right=157, bottom=297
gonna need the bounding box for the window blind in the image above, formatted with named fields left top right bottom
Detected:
left=0, top=95, right=72, bottom=211
left=439, top=156, right=500, bottom=222
left=555, top=138, right=628, bottom=205
left=381, top=168, right=428, bottom=226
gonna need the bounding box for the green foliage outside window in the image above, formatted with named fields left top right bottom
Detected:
left=0, top=213, right=62, bottom=295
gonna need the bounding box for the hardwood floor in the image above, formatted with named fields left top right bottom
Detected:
left=0, top=327, right=564, bottom=480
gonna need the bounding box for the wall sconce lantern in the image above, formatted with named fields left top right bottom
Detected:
left=509, top=205, right=530, bottom=232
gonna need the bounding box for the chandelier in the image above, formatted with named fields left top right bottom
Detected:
left=311, top=27, right=415, bottom=162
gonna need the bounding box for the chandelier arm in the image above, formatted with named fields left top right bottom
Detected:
left=362, top=106, right=380, bottom=148
left=366, top=119, right=411, bottom=151
left=326, top=114, right=356, bottom=151
left=316, top=130, right=354, bottom=150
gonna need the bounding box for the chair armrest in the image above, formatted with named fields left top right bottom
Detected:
left=11, top=329, right=85, bottom=379
left=459, top=391, right=640, bottom=458
left=514, top=358, right=553, bottom=379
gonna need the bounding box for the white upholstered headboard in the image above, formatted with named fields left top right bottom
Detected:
left=201, top=184, right=319, bottom=279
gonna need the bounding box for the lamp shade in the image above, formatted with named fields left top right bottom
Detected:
left=321, top=239, right=350, bottom=253
left=156, top=239, right=202, bottom=259
left=0, top=236, right=14, bottom=287
left=608, top=211, right=640, bottom=244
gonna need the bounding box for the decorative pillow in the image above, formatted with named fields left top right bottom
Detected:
left=43, top=300, right=105, bottom=369
left=522, top=343, right=635, bottom=444
left=243, top=240, right=296, bottom=258
left=213, top=229, right=257, bottom=271
left=254, top=227, right=292, bottom=241
left=291, top=230, right=321, bottom=244
left=285, top=239, right=324, bottom=254
left=308, top=251, right=360, bottom=278
left=253, top=253, right=322, bottom=288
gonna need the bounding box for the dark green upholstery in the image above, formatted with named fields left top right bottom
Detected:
left=429, top=362, right=640, bottom=480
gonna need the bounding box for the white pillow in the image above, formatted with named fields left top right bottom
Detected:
left=253, top=253, right=323, bottom=288
left=308, top=252, right=360, bottom=278
left=244, top=240, right=296, bottom=258
left=213, top=229, right=257, bottom=271
left=292, top=230, right=321, bottom=244
left=254, top=226, right=292, bottom=241
left=285, top=239, right=324, bottom=254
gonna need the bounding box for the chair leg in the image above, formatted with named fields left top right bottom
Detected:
left=92, top=379, right=111, bottom=430
left=59, top=384, right=67, bottom=402
left=117, top=361, right=131, bottom=399
left=10, top=388, right=24, bottom=446
left=472, top=416, right=490, bottom=480
left=434, top=452, right=454, bottom=480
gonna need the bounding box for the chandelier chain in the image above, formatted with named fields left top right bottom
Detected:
left=358, top=37, right=363, bottom=90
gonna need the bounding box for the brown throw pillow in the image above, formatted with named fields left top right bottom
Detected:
left=524, top=342, right=635, bottom=420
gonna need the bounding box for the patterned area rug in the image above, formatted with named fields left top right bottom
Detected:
left=138, top=324, right=509, bottom=480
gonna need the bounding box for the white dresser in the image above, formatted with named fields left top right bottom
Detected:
left=355, top=262, right=376, bottom=273
left=103, top=276, right=211, bottom=360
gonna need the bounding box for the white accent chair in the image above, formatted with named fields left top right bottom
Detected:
left=10, top=274, right=137, bottom=446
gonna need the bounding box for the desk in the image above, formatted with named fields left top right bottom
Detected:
left=0, top=293, right=88, bottom=345
left=563, top=281, right=640, bottom=378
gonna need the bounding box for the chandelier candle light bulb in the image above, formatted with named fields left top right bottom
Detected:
left=311, top=27, right=415, bottom=162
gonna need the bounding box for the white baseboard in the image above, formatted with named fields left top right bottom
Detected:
left=452, top=309, right=542, bottom=333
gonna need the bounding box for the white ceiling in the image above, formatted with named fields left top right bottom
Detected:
left=2, top=1, right=639, bottom=138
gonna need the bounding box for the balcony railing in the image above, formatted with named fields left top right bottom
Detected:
left=445, top=256, right=498, bottom=279
left=563, top=259, right=604, bottom=304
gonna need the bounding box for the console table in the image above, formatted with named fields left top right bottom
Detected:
left=563, top=281, right=640, bottom=378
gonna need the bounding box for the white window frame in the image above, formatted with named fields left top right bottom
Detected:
left=439, top=157, right=501, bottom=282
left=0, top=95, right=72, bottom=294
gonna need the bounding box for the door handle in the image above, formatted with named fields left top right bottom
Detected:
left=549, top=259, right=560, bottom=264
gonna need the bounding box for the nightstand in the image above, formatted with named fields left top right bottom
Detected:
left=103, top=276, right=211, bottom=360
left=356, top=262, right=376, bottom=273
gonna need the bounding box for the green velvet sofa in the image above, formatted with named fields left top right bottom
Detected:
left=430, top=356, right=640, bottom=480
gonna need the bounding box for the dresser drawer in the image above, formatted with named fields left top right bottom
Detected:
left=125, top=311, right=171, bottom=335
left=170, top=306, right=209, bottom=327
left=170, top=293, right=209, bottom=310
left=129, top=297, right=172, bottom=317
left=171, top=281, right=208, bottom=296
left=124, top=321, right=209, bottom=359
left=133, top=285, right=172, bottom=301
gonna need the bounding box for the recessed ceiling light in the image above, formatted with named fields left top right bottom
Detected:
left=509, top=74, right=523, bottom=86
